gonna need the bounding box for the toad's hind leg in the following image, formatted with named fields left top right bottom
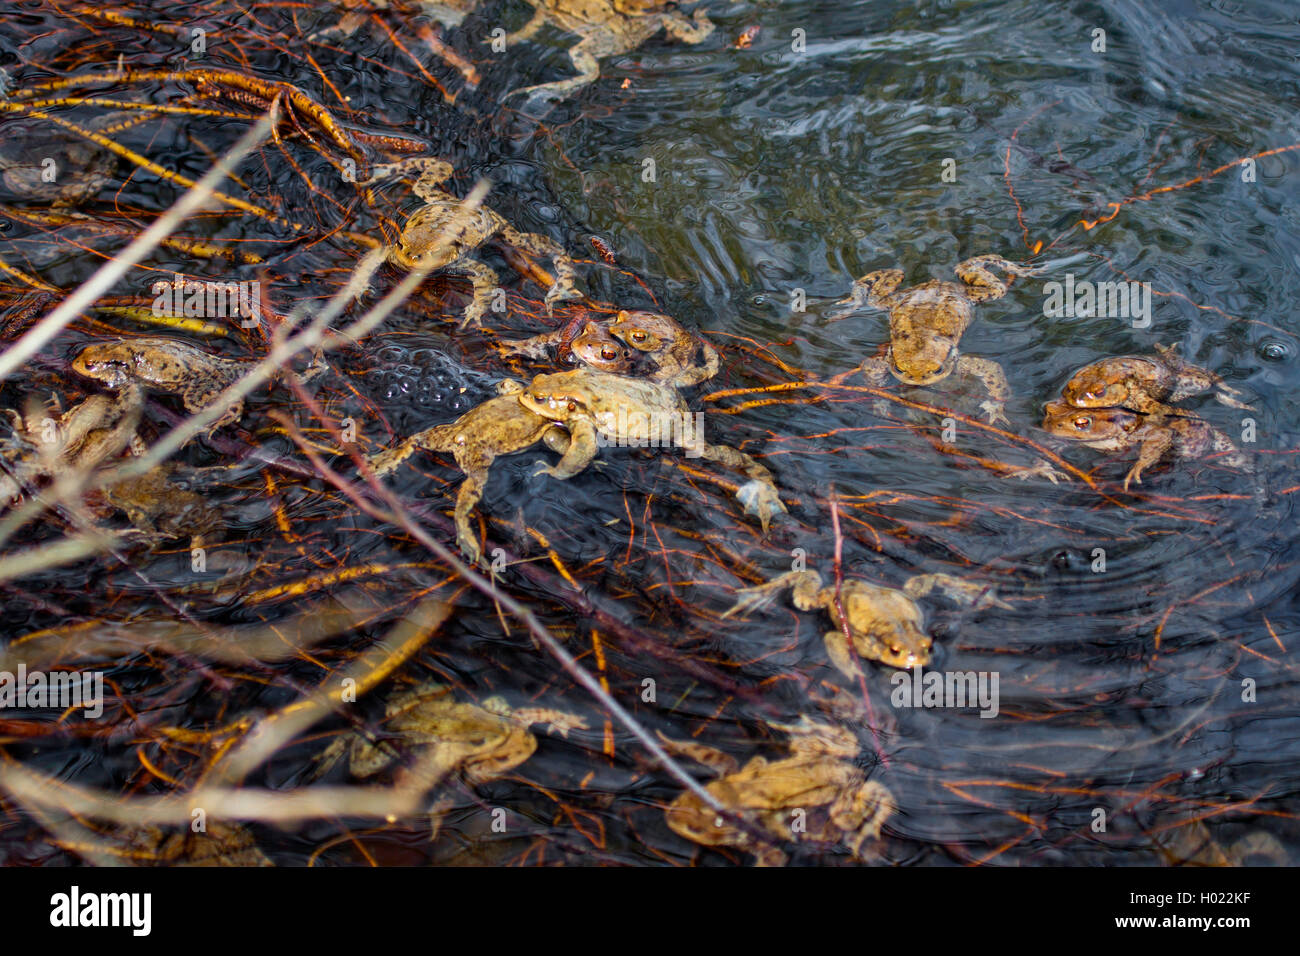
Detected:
left=184, top=384, right=243, bottom=433
left=656, top=732, right=740, bottom=777
left=501, top=7, right=546, bottom=44
left=506, top=41, right=601, bottom=103
left=451, top=463, right=492, bottom=566
left=954, top=255, right=1039, bottom=302
left=904, top=572, right=1011, bottom=610
left=500, top=225, right=581, bottom=312
left=368, top=421, right=458, bottom=476
left=698, top=441, right=786, bottom=531
left=832, top=780, right=896, bottom=859
left=955, top=355, right=1010, bottom=426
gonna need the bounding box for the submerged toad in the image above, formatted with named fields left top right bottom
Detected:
left=1061, top=344, right=1252, bottom=414
left=319, top=682, right=586, bottom=787
left=501, top=309, right=718, bottom=386
left=369, top=380, right=571, bottom=566
left=0, top=112, right=139, bottom=207
left=101, top=463, right=220, bottom=539
left=517, top=367, right=786, bottom=530
left=385, top=157, right=581, bottom=328
left=831, top=255, right=1040, bottom=425
left=1, top=387, right=143, bottom=505
left=501, top=0, right=716, bottom=103
left=72, top=336, right=248, bottom=433
left=660, top=716, right=896, bottom=867
left=724, top=569, right=1011, bottom=673
left=1041, top=400, right=1249, bottom=491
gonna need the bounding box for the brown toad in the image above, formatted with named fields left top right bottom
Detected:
left=319, top=682, right=585, bottom=785
left=500, top=0, right=716, bottom=103
left=368, top=379, right=572, bottom=566
left=71, top=336, right=248, bottom=433
left=500, top=309, right=718, bottom=386
left=517, top=367, right=786, bottom=531
left=1061, top=343, right=1252, bottom=414
left=1041, top=400, right=1249, bottom=491
left=0, top=387, right=143, bottom=505
left=831, top=255, right=1040, bottom=425
left=660, top=716, right=896, bottom=867
left=723, top=569, right=1011, bottom=673
left=382, top=157, right=582, bottom=327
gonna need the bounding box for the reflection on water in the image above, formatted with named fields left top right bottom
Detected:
left=1, top=0, right=1297, bottom=865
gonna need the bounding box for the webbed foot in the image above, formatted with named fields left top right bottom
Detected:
left=979, top=400, right=1010, bottom=427
left=1001, top=459, right=1067, bottom=484
left=735, top=479, right=786, bottom=532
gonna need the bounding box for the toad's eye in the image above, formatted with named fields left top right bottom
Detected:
left=1085, top=388, right=1107, bottom=400
left=630, top=331, right=648, bottom=342
left=567, top=401, right=577, bottom=412
left=600, top=347, right=617, bottom=360
left=533, top=393, right=545, bottom=402
left=1073, top=416, right=1091, bottom=430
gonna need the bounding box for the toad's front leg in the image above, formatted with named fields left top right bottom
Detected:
left=534, top=419, right=597, bottom=479
left=827, top=354, right=891, bottom=395
left=832, top=780, right=896, bottom=860
left=955, top=354, right=1010, bottom=426
left=1124, top=431, right=1175, bottom=491
left=498, top=329, right=566, bottom=360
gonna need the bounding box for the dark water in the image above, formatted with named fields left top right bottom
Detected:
left=0, top=0, right=1298, bottom=865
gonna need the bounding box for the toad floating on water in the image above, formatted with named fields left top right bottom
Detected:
left=501, top=309, right=719, bottom=387
left=724, top=569, right=1011, bottom=673
left=500, top=0, right=716, bottom=104
left=660, top=716, right=896, bottom=866
left=318, top=682, right=586, bottom=793
left=517, top=367, right=786, bottom=530
left=72, top=336, right=248, bottom=434
left=1061, top=344, right=1253, bottom=415
left=830, top=255, right=1040, bottom=425
left=379, top=157, right=582, bottom=328
left=1041, top=400, right=1249, bottom=491
left=368, top=380, right=571, bottom=566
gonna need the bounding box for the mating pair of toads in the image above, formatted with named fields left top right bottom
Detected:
left=369, top=347, right=785, bottom=567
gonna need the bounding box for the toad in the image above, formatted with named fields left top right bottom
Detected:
left=368, top=380, right=572, bottom=566
left=0, top=387, right=143, bottom=505
left=1061, top=343, right=1252, bottom=414
left=516, top=367, right=786, bottom=530
left=1041, top=400, right=1249, bottom=491
left=831, top=255, right=1040, bottom=425
left=501, top=309, right=719, bottom=387
left=319, top=682, right=586, bottom=786
left=500, top=0, right=716, bottom=104
left=723, top=569, right=1011, bottom=674
left=71, top=336, right=248, bottom=433
left=660, top=715, right=896, bottom=866
left=383, top=157, right=582, bottom=328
